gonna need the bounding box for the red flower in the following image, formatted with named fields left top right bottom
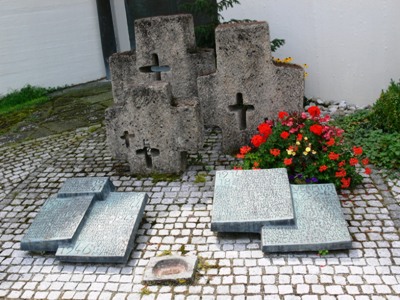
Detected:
left=341, top=177, right=351, bottom=188
left=349, top=158, right=358, bottom=166
left=240, top=145, right=252, bottom=155
left=297, top=134, right=303, bottom=141
left=283, top=158, right=293, bottom=166
left=362, top=158, right=369, bottom=165
left=326, top=138, right=335, bottom=146
left=233, top=166, right=243, bottom=170
left=253, top=161, right=260, bottom=168
left=319, top=165, right=328, bottom=172
left=236, top=154, right=245, bottom=159
left=335, top=169, right=347, bottom=178
left=353, top=146, right=363, bottom=156
left=278, top=111, right=289, bottom=119
left=251, top=135, right=266, bottom=148
left=365, top=167, right=372, bottom=175
left=338, top=160, right=346, bottom=167
left=270, top=149, right=280, bottom=156
left=310, top=124, right=323, bottom=135
left=257, top=123, right=272, bottom=137
left=308, top=106, right=321, bottom=118
left=280, top=131, right=290, bottom=139
left=328, top=152, right=340, bottom=160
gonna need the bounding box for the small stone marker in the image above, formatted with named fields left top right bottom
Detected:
left=21, top=177, right=147, bottom=264
left=20, top=195, right=94, bottom=252
left=143, top=255, right=198, bottom=284
left=211, top=168, right=294, bottom=233
left=261, top=184, right=352, bottom=252
left=56, top=192, right=147, bottom=263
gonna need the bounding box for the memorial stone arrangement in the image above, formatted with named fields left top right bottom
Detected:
left=211, top=169, right=352, bottom=252
left=107, top=14, right=304, bottom=174
left=21, top=177, right=147, bottom=263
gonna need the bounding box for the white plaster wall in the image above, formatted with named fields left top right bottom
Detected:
left=110, top=0, right=131, bottom=52
left=222, top=0, right=400, bottom=105
left=0, top=0, right=105, bottom=96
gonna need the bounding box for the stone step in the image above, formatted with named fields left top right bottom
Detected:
left=211, top=168, right=295, bottom=233
left=58, top=177, right=115, bottom=200
left=261, top=184, right=352, bottom=252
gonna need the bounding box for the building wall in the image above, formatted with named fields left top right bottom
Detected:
left=222, top=0, right=400, bottom=105
left=0, top=0, right=105, bottom=96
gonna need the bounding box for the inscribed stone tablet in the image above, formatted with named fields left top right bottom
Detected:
left=56, top=192, right=147, bottom=263
left=58, top=177, right=115, bottom=200
left=261, top=184, right=352, bottom=252
left=20, top=195, right=94, bottom=252
left=211, top=168, right=294, bottom=233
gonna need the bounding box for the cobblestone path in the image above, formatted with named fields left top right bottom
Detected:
left=0, top=126, right=399, bottom=299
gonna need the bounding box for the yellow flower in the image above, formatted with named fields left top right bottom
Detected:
left=287, top=149, right=293, bottom=155
left=296, top=141, right=300, bottom=145
left=292, top=152, right=296, bottom=156
left=303, top=64, right=309, bottom=68
left=306, top=147, right=311, bottom=152
left=304, top=137, right=308, bottom=141
left=283, top=57, right=293, bottom=63
left=304, top=72, right=309, bottom=78
left=312, top=150, right=317, bottom=154
left=303, top=151, right=308, bottom=156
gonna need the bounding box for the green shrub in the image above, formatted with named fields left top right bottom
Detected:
left=370, top=80, right=400, bottom=133
left=0, top=85, right=53, bottom=114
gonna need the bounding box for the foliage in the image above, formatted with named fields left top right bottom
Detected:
left=235, top=107, right=371, bottom=190
left=140, top=286, right=151, bottom=295
left=181, top=0, right=284, bottom=51
left=333, top=110, right=400, bottom=172
left=370, top=80, right=400, bottom=133
left=194, top=174, right=207, bottom=183
left=318, top=249, right=329, bottom=256
left=0, top=85, right=54, bottom=115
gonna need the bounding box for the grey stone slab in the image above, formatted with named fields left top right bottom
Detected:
left=261, top=184, right=352, bottom=252
left=211, top=168, right=294, bottom=233
left=58, top=177, right=115, bottom=200
left=20, top=195, right=94, bottom=252
left=143, top=255, right=198, bottom=284
left=56, top=192, right=148, bottom=263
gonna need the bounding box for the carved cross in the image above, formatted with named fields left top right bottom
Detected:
left=136, top=140, right=160, bottom=168
left=228, top=93, right=254, bottom=130
left=120, top=131, right=134, bottom=148
left=139, top=53, right=170, bottom=81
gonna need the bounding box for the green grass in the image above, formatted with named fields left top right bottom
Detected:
left=0, top=85, right=54, bottom=115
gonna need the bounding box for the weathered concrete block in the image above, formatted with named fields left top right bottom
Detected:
left=106, top=82, right=203, bottom=174
left=58, top=177, right=115, bottom=200
left=211, top=169, right=294, bottom=233
left=262, top=184, right=352, bottom=252
left=198, top=21, right=304, bottom=153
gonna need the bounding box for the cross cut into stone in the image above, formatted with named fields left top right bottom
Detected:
left=228, top=93, right=254, bottom=130
left=120, top=131, right=133, bottom=148
left=139, top=53, right=171, bottom=81
left=136, top=140, right=160, bottom=169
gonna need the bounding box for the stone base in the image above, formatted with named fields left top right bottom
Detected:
left=261, top=184, right=352, bottom=252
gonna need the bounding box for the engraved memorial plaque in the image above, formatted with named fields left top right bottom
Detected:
left=58, top=177, right=115, bottom=200
left=211, top=168, right=294, bottom=233
left=20, top=195, right=94, bottom=252
left=261, top=184, right=352, bottom=252
left=56, top=192, right=148, bottom=263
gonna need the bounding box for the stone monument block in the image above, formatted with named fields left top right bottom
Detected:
left=58, top=177, right=115, bottom=200
left=20, top=195, right=94, bottom=252
left=106, top=82, right=203, bottom=174
left=56, top=192, right=148, bottom=263
left=261, top=184, right=352, bottom=252
left=198, top=21, right=304, bottom=153
left=211, top=168, right=294, bottom=233
left=109, top=14, right=215, bottom=104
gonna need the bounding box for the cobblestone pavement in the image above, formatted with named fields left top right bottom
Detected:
left=0, top=125, right=400, bottom=300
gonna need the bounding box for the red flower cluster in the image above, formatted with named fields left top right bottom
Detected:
left=309, top=124, right=323, bottom=136
left=308, top=106, right=321, bottom=118
left=328, top=152, right=340, bottom=160
left=280, top=131, right=290, bottom=139
left=270, top=149, right=280, bottom=156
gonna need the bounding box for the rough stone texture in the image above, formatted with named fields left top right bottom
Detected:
left=262, top=184, right=352, bottom=252
left=198, top=22, right=304, bottom=153
left=109, top=14, right=216, bottom=104
left=1, top=126, right=400, bottom=298
left=211, top=169, right=294, bottom=233
left=106, top=82, right=203, bottom=174
left=20, top=195, right=94, bottom=252
left=143, top=255, right=198, bottom=284
left=56, top=192, right=147, bottom=263
left=107, top=14, right=215, bottom=174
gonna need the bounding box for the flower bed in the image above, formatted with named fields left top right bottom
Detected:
left=235, top=107, right=371, bottom=190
